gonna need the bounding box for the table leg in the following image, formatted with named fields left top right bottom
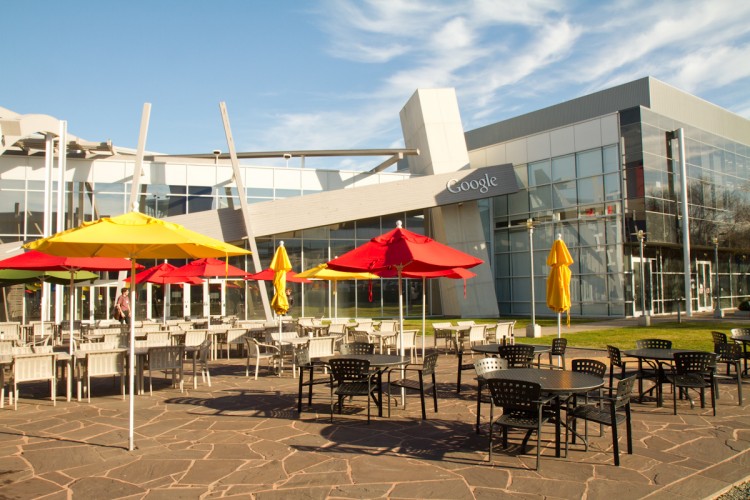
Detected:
left=476, top=380, right=483, bottom=434
left=192, top=351, right=198, bottom=389
left=376, top=370, right=384, bottom=417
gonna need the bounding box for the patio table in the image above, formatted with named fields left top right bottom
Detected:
left=730, top=334, right=750, bottom=376
left=482, top=367, right=604, bottom=457
left=622, top=348, right=694, bottom=406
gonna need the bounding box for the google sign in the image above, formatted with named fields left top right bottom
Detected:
left=446, top=173, right=498, bottom=194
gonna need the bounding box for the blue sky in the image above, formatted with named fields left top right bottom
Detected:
left=3, top=0, right=749, bottom=170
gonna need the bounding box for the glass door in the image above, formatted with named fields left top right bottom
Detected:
left=632, top=257, right=655, bottom=317
left=694, top=261, right=713, bottom=312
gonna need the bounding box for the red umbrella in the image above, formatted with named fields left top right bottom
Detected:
left=246, top=268, right=312, bottom=283
left=123, top=262, right=203, bottom=323
left=327, top=221, right=482, bottom=357
left=0, top=250, right=142, bottom=353
left=164, top=257, right=250, bottom=278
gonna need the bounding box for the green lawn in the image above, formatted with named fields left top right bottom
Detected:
left=397, top=318, right=744, bottom=352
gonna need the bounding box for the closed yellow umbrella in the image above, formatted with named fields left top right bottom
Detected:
left=270, top=242, right=292, bottom=317
left=546, top=236, right=573, bottom=338
left=296, top=263, right=378, bottom=319
left=24, top=210, right=250, bottom=451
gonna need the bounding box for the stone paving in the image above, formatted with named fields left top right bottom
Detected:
left=0, top=333, right=748, bottom=499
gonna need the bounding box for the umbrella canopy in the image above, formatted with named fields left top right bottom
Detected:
left=296, top=263, right=379, bottom=319
left=24, top=210, right=251, bottom=452
left=123, top=262, right=203, bottom=286
left=165, top=257, right=250, bottom=278
left=546, top=237, right=574, bottom=337
left=0, top=269, right=99, bottom=286
left=246, top=268, right=311, bottom=283
left=328, top=221, right=482, bottom=358
left=269, top=242, right=292, bottom=316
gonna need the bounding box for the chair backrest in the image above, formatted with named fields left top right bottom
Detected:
left=468, top=325, right=485, bottom=343
left=78, top=342, right=110, bottom=352
left=102, top=333, right=127, bottom=348
left=327, top=323, right=347, bottom=335
left=497, top=344, right=535, bottom=368
left=340, top=342, right=375, bottom=355
left=711, top=331, right=728, bottom=345
left=198, top=339, right=212, bottom=363
left=571, top=358, right=607, bottom=378
left=328, top=358, right=371, bottom=382
left=636, top=338, right=672, bottom=349
left=146, top=332, right=170, bottom=347
left=421, top=352, right=439, bottom=375
left=351, top=331, right=371, bottom=344
left=607, top=345, right=625, bottom=368
left=13, top=353, right=56, bottom=382
left=0, top=322, right=21, bottom=340
left=611, top=375, right=637, bottom=409
left=184, top=330, right=208, bottom=347
left=86, top=351, right=125, bottom=377
left=32, top=345, right=53, bottom=353
left=551, top=338, right=568, bottom=355
left=730, top=328, right=750, bottom=337
left=295, top=346, right=312, bottom=367
left=715, top=341, right=742, bottom=362
left=148, top=346, right=184, bottom=370
left=397, top=330, right=418, bottom=350
left=474, top=357, right=508, bottom=378
left=11, top=346, right=33, bottom=355
left=308, top=336, right=336, bottom=358
left=0, top=340, right=14, bottom=353
left=486, top=378, right=541, bottom=413
left=226, top=328, right=248, bottom=344
left=456, top=321, right=475, bottom=327
left=494, top=321, right=515, bottom=344
left=432, top=322, right=451, bottom=329
left=379, top=320, right=398, bottom=332
left=673, top=351, right=716, bottom=374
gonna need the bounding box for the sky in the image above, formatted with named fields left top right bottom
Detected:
left=2, top=0, right=750, bottom=170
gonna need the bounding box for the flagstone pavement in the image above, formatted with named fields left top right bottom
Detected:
left=0, top=337, right=748, bottom=499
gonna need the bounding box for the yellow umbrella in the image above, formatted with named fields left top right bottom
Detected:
left=296, top=263, right=379, bottom=319
left=24, top=211, right=250, bottom=451
left=546, top=236, right=574, bottom=338
left=270, top=242, right=292, bottom=317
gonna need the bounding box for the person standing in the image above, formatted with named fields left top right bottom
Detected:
left=116, top=287, right=131, bottom=326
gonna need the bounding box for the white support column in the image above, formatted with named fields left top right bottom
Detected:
left=676, top=128, right=692, bottom=316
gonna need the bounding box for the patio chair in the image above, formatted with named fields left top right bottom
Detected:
left=295, top=346, right=331, bottom=413
left=635, top=338, right=672, bottom=349
left=184, top=330, right=207, bottom=348
left=387, top=352, right=439, bottom=420
left=245, top=337, right=282, bottom=380
left=147, top=345, right=184, bottom=395
left=566, top=375, right=637, bottom=467
left=486, top=378, right=556, bottom=471
left=351, top=331, right=371, bottom=344
left=713, top=342, right=742, bottom=405
left=473, top=357, right=508, bottom=433
left=497, top=344, right=535, bottom=368
left=81, top=350, right=126, bottom=403
left=711, top=331, right=728, bottom=345
left=395, top=329, right=419, bottom=362
left=666, top=351, right=716, bottom=416
left=606, top=345, right=639, bottom=394
left=9, top=353, right=57, bottom=410
left=540, top=338, right=567, bottom=369
left=431, top=322, right=453, bottom=353
left=329, top=357, right=378, bottom=423
left=145, top=332, right=170, bottom=347
left=339, top=342, right=375, bottom=355
left=492, top=321, right=516, bottom=345
left=224, top=328, right=248, bottom=358
left=194, top=338, right=212, bottom=387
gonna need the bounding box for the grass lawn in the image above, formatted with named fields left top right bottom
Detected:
left=397, top=317, right=747, bottom=352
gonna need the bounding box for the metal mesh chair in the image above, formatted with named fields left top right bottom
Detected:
left=295, top=347, right=330, bottom=413
left=339, top=342, right=375, bottom=355
left=329, top=358, right=378, bottom=423
left=713, top=342, right=742, bottom=405
left=486, top=378, right=555, bottom=471
left=540, top=338, right=567, bottom=369
left=606, top=345, right=639, bottom=392
left=387, top=352, right=439, bottom=420
left=635, top=338, right=672, bottom=349
left=473, top=357, right=508, bottom=433
left=497, top=344, right=535, bottom=368
left=566, top=375, right=637, bottom=466
left=711, top=331, right=728, bottom=345
left=666, top=351, right=717, bottom=416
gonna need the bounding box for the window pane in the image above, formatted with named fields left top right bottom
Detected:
left=604, top=173, right=621, bottom=201
left=508, top=191, right=529, bottom=215
left=577, top=149, right=603, bottom=177
left=577, top=177, right=604, bottom=205
left=551, top=155, right=575, bottom=182
left=603, top=145, right=619, bottom=173
left=529, top=185, right=552, bottom=212
left=553, top=181, right=577, bottom=209
left=528, top=160, right=551, bottom=186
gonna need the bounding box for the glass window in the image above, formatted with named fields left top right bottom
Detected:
left=188, top=186, right=212, bottom=196
left=496, top=253, right=511, bottom=277
left=528, top=160, right=551, bottom=186
left=494, top=195, right=508, bottom=217
left=551, top=156, right=575, bottom=182
left=577, top=176, right=604, bottom=205
left=514, top=165, right=528, bottom=188
left=579, top=219, right=606, bottom=248
left=578, top=247, right=607, bottom=275
left=247, top=187, right=273, bottom=198
left=577, top=150, right=603, bottom=177
left=0, top=190, right=24, bottom=237
left=356, top=217, right=381, bottom=240
left=604, top=173, right=621, bottom=201
left=603, top=145, right=619, bottom=173
left=330, top=221, right=355, bottom=240
left=508, top=191, right=529, bottom=215
left=166, top=195, right=187, bottom=216
left=95, top=182, right=125, bottom=193
left=580, top=274, right=607, bottom=302
left=93, top=193, right=125, bottom=218
left=275, top=188, right=301, bottom=199
left=494, top=229, right=510, bottom=253
left=529, top=185, right=552, bottom=212
left=553, top=181, right=577, bottom=209
left=187, top=196, right=213, bottom=213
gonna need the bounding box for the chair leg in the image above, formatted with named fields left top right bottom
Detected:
left=431, top=373, right=438, bottom=413
left=418, top=372, right=426, bottom=420
left=611, top=405, right=620, bottom=466
left=625, top=404, right=633, bottom=455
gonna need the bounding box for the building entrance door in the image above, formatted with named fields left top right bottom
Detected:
left=632, top=257, right=655, bottom=317
left=694, top=261, right=713, bottom=312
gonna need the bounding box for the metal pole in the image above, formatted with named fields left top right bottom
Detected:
left=638, top=230, right=650, bottom=326
left=676, top=128, right=693, bottom=316
left=526, top=219, right=539, bottom=337
left=714, top=236, right=723, bottom=318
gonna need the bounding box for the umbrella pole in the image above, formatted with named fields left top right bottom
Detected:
left=333, top=280, right=337, bottom=320
left=69, top=271, right=75, bottom=356
left=129, top=260, right=136, bottom=451
left=421, top=277, right=426, bottom=360
left=398, top=267, right=406, bottom=406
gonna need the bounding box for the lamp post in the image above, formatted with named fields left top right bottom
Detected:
left=636, top=230, right=650, bottom=326
left=526, top=218, right=541, bottom=337
left=713, top=235, right=723, bottom=318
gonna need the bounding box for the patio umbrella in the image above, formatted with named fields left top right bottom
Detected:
left=163, top=257, right=250, bottom=279
left=0, top=250, right=141, bottom=353
left=327, top=221, right=482, bottom=358
left=296, top=263, right=378, bottom=319
left=0, top=269, right=99, bottom=286
left=546, top=235, right=574, bottom=339
left=246, top=268, right=312, bottom=284
left=123, top=262, right=204, bottom=323
left=270, top=242, right=292, bottom=318
left=24, top=210, right=251, bottom=451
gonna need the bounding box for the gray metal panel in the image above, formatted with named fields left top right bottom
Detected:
left=466, top=77, right=652, bottom=150
left=165, top=164, right=517, bottom=240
